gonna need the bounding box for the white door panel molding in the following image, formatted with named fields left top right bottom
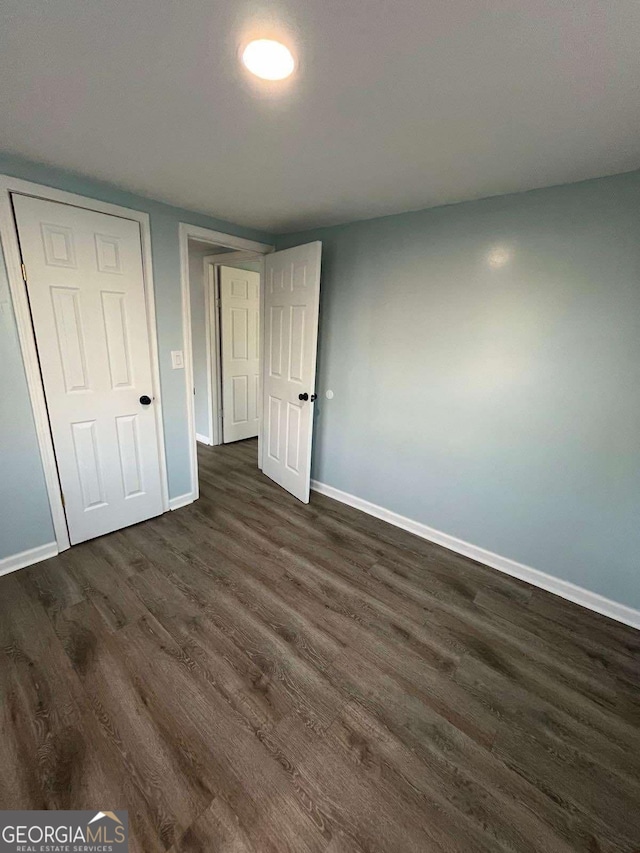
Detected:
left=0, top=174, right=168, bottom=553
left=220, top=266, right=260, bottom=443
left=262, top=242, right=322, bottom=503
left=13, top=193, right=165, bottom=544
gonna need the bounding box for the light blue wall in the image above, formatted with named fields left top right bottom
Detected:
left=0, top=153, right=271, bottom=559
left=278, top=171, right=640, bottom=610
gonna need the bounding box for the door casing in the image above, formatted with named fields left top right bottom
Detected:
left=0, top=175, right=169, bottom=554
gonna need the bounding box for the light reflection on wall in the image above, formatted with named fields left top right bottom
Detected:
left=487, top=246, right=512, bottom=268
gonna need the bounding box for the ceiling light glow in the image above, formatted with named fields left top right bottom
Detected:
left=242, top=39, right=295, bottom=80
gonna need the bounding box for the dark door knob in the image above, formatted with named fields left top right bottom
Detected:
left=298, top=392, right=309, bottom=401
left=139, top=395, right=152, bottom=406
left=310, top=394, right=317, bottom=402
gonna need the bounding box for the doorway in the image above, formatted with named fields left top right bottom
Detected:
left=181, top=225, right=323, bottom=505
left=180, top=225, right=272, bottom=507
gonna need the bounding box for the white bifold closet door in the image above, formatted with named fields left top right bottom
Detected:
left=219, top=265, right=260, bottom=443
left=262, top=242, right=322, bottom=503
left=12, top=193, right=164, bottom=545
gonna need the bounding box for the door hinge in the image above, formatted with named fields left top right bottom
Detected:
left=21, top=263, right=27, bottom=282
left=60, top=491, right=66, bottom=508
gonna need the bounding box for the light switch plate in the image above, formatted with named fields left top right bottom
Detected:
left=171, top=350, right=184, bottom=369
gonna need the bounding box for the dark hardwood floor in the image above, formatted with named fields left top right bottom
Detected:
left=1, top=438, right=639, bottom=852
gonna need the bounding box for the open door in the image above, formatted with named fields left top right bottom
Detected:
left=262, top=242, right=322, bottom=502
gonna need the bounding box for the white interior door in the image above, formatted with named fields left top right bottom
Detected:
left=219, top=265, right=260, bottom=443
left=262, top=242, right=322, bottom=502
left=13, top=193, right=165, bottom=545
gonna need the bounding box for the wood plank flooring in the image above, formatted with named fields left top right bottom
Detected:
left=1, top=438, right=639, bottom=852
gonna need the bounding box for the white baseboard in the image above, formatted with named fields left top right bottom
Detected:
left=310, top=480, right=640, bottom=631
left=196, top=433, right=211, bottom=445
left=0, top=542, right=58, bottom=578
left=169, top=492, right=197, bottom=511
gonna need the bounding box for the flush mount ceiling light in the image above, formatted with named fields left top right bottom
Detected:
left=242, top=39, right=295, bottom=80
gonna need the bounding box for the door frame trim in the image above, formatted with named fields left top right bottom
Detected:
left=0, top=174, right=170, bottom=552
left=179, top=224, right=274, bottom=502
